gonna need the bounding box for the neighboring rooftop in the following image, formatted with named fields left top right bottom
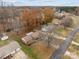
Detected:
left=0, top=41, right=21, bottom=59
left=22, top=31, right=41, bottom=45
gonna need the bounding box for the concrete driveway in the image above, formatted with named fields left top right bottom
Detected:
left=11, top=50, right=29, bottom=59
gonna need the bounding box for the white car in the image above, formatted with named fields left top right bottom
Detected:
left=0, top=33, right=8, bottom=40
left=1, top=35, right=8, bottom=40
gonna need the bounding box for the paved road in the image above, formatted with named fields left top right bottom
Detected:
left=49, top=27, right=79, bottom=59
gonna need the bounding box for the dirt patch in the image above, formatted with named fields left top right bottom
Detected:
left=31, top=41, right=56, bottom=59
left=51, top=38, right=63, bottom=46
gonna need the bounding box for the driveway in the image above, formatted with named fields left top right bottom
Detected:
left=11, top=50, right=29, bottom=59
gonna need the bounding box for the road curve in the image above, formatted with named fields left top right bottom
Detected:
left=49, top=27, right=79, bottom=59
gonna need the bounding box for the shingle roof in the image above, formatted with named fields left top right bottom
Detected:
left=31, top=31, right=40, bottom=39
left=22, top=31, right=41, bottom=44
left=0, top=41, right=21, bottom=59
left=22, top=35, right=33, bottom=44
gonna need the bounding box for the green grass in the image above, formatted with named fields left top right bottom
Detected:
left=54, top=28, right=69, bottom=37
left=74, top=35, right=79, bottom=43
left=0, top=39, right=11, bottom=47
left=76, top=51, right=79, bottom=56
left=55, top=28, right=64, bottom=33
left=73, top=33, right=79, bottom=43
left=62, top=55, right=72, bottom=59
left=8, top=33, right=39, bottom=59
left=68, top=44, right=79, bottom=57
left=68, top=46, right=76, bottom=52
left=0, top=40, right=7, bottom=46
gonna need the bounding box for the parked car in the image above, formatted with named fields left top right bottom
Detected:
left=0, top=33, right=8, bottom=40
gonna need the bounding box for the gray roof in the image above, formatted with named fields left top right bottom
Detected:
left=0, top=41, right=21, bottom=59
left=22, top=31, right=40, bottom=44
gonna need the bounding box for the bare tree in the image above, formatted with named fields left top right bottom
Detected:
left=0, top=0, right=6, bottom=32
left=60, top=16, right=73, bottom=29
left=0, top=1, right=21, bottom=33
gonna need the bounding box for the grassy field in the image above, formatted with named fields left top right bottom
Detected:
left=62, top=55, right=72, bottom=59
left=31, top=41, right=55, bottom=59
left=54, top=27, right=70, bottom=37
left=0, top=38, right=13, bottom=47
left=74, top=33, right=79, bottom=43
left=0, top=40, right=8, bottom=47
left=76, top=51, right=79, bottom=56
left=68, top=44, right=79, bottom=57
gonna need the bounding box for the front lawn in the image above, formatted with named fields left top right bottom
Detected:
left=0, top=39, right=12, bottom=47
left=0, top=40, right=8, bottom=46
left=54, top=28, right=70, bottom=37
left=62, top=55, right=72, bottom=59
left=74, top=33, right=79, bottom=43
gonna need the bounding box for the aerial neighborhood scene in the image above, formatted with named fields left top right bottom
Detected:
left=0, top=0, right=79, bottom=59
